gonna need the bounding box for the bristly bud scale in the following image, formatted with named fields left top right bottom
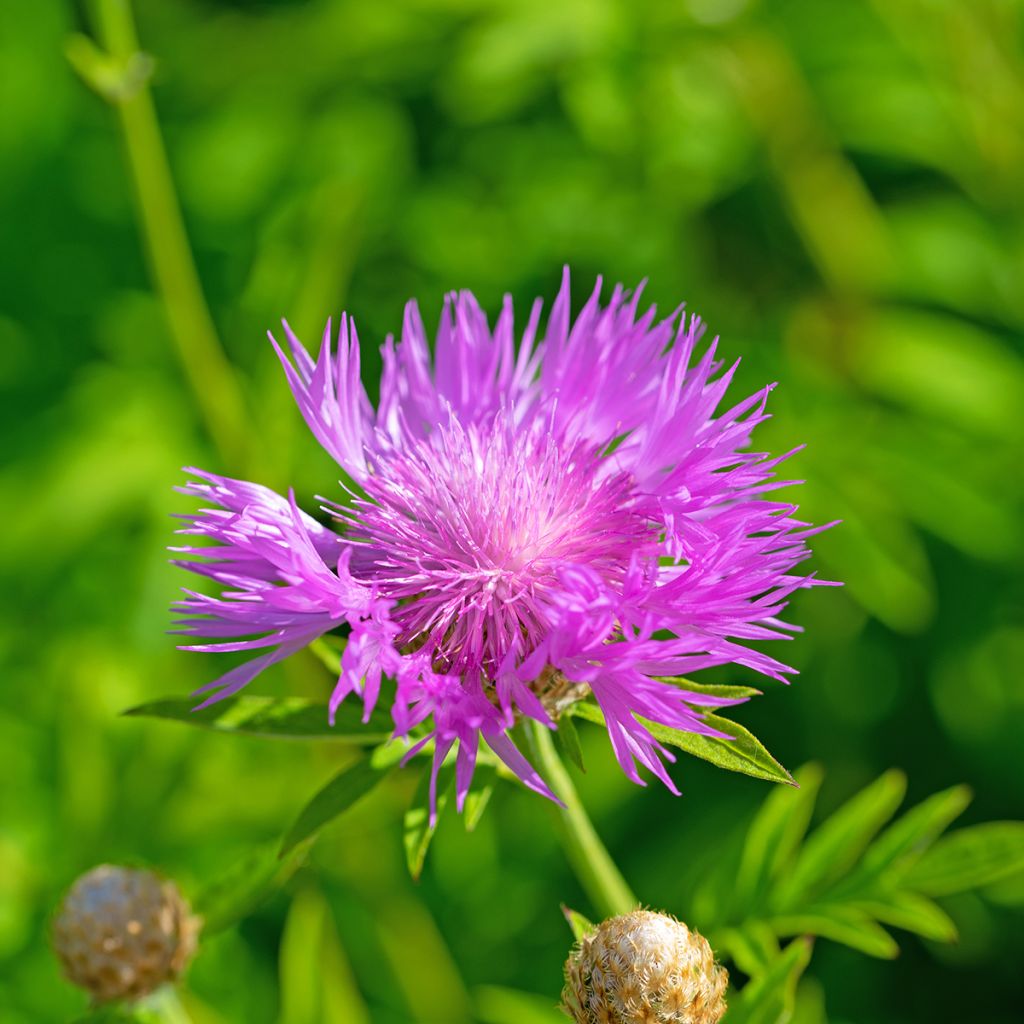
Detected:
left=562, top=910, right=728, bottom=1024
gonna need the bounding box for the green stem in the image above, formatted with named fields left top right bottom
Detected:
left=85, top=0, right=250, bottom=469
left=530, top=720, right=637, bottom=919
left=139, top=985, right=194, bottom=1023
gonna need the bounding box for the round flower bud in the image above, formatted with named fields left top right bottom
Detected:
left=53, top=865, right=200, bottom=1004
left=562, top=910, right=728, bottom=1024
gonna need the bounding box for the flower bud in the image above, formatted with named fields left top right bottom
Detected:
left=562, top=909, right=727, bottom=1024
left=53, top=865, right=200, bottom=1004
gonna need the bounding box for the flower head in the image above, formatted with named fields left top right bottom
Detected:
left=562, top=910, right=728, bottom=1024
left=173, top=270, right=832, bottom=813
left=53, top=865, right=200, bottom=1004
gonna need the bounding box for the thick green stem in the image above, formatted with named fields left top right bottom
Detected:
left=530, top=720, right=637, bottom=919
left=85, top=0, right=250, bottom=469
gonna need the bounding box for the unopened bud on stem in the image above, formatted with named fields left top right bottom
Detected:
left=53, top=865, right=200, bottom=1004
left=562, top=909, right=727, bottom=1024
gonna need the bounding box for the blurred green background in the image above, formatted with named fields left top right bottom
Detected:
left=2, top=0, right=1023, bottom=1020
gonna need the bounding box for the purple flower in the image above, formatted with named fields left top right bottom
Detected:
left=172, top=271, right=833, bottom=814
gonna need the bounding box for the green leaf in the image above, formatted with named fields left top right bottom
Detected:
left=768, top=906, right=899, bottom=959
left=569, top=702, right=794, bottom=786
left=309, top=634, right=347, bottom=674
left=657, top=677, right=763, bottom=701
left=852, top=892, right=957, bottom=943
left=194, top=839, right=307, bottom=934
left=123, top=695, right=393, bottom=742
left=714, top=921, right=780, bottom=976
left=475, top=985, right=567, bottom=1024
left=834, top=784, right=972, bottom=896
left=773, top=770, right=906, bottom=908
left=555, top=714, right=585, bottom=773
left=464, top=765, right=496, bottom=832
left=734, top=763, right=824, bottom=911
left=561, top=904, right=596, bottom=941
left=727, top=938, right=813, bottom=1024
left=280, top=749, right=401, bottom=857
left=403, top=763, right=454, bottom=881
left=903, top=822, right=1024, bottom=896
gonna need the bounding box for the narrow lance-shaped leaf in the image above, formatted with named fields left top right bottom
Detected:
left=404, top=762, right=454, bottom=881
left=555, top=714, right=585, bottom=773
left=562, top=905, right=597, bottom=941
left=194, top=839, right=308, bottom=934
left=768, top=906, right=899, bottom=960
left=464, top=764, right=496, bottom=832
left=280, top=743, right=405, bottom=857
left=903, top=822, right=1024, bottom=896
left=569, top=702, right=794, bottom=787
left=772, top=769, right=906, bottom=909
left=726, top=937, right=813, bottom=1024
left=733, top=763, right=824, bottom=914
left=831, top=783, right=972, bottom=898
left=124, top=695, right=393, bottom=742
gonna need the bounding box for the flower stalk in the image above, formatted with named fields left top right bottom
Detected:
left=80, top=0, right=249, bottom=469
left=530, top=720, right=637, bottom=919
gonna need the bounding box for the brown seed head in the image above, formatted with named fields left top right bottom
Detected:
left=562, top=910, right=728, bottom=1024
left=52, top=865, right=200, bottom=1004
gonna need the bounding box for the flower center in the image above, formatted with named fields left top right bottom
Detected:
left=346, top=418, right=652, bottom=677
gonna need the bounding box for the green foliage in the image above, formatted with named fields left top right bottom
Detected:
left=561, top=905, right=596, bottom=942
left=696, top=767, right=1023, bottom=989
left=6, top=0, right=1024, bottom=1019
left=569, top=700, right=794, bottom=786
left=124, top=695, right=393, bottom=742
left=280, top=744, right=406, bottom=857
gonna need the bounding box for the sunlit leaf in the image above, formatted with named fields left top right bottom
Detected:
left=404, top=763, right=454, bottom=881
left=280, top=748, right=402, bottom=857
left=657, top=678, right=763, bottom=701
left=726, top=938, right=813, bottom=1024
left=773, top=770, right=906, bottom=907
left=562, top=905, right=596, bottom=941
left=194, top=839, right=307, bottom=934
left=903, top=822, right=1024, bottom=896
left=123, top=695, right=393, bottom=742
left=475, top=985, right=566, bottom=1024
left=555, top=714, right=585, bottom=773
left=852, top=892, right=957, bottom=943
left=833, top=783, right=971, bottom=897
left=569, top=702, right=793, bottom=786
left=769, top=906, right=898, bottom=959
left=734, top=763, right=824, bottom=911
left=464, top=764, right=496, bottom=832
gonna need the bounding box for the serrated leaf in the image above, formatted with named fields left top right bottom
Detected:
left=123, top=695, right=393, bottom=742
left=555, top=714, right=585, bottom=773
left=852, top=892, right=957, bottom=943
left=727, top=938, right=813, bottom=1024
left=562, top=905, right=596, bottom=941
left=773, top=770, right=906, bottom=908
left=194, top=839, right=307, bottom=934
left=280, top=750, right=400, bottom=857
left=734, top=764, right=824, bottom=912
left=769, top=906, right=899, bottom=959
left=404, top=763, right=454, bottom=881
left=569, top=702, right=793, bottom=786
left=903, top=822, right=1024, bottom=896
